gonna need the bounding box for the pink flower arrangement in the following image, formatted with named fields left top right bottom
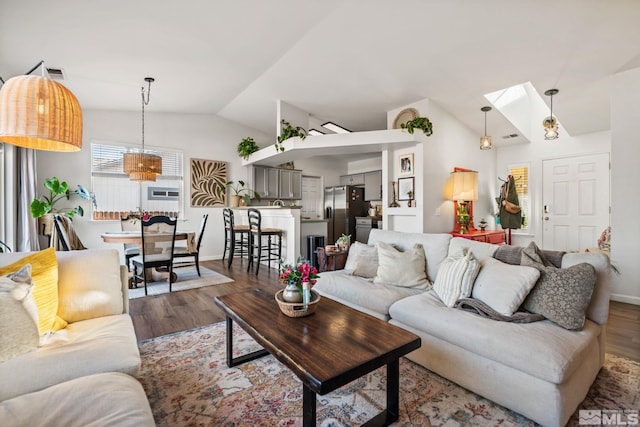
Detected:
left=279, top=257, right=320, bottom=292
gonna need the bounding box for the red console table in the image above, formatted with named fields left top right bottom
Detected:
left=450, top=230, right=505, bottom=245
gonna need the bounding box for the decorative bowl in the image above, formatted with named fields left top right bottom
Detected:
left=275, top=289, right=320, bottom=318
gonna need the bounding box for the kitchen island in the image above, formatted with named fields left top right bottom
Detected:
left=231, top=207, right=301, bottom=265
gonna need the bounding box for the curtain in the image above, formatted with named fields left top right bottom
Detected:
left=16, top=147, right=40, bottom=251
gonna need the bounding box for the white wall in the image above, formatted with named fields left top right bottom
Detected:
left=611, top=67, right=640, bottom=305
left=385, top=99, right=497, bottom=233
left=35, top=109, right=271, bottom=263
left=497, top=130, right=611, bottom=248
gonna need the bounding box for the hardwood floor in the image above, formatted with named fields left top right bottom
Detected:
left=130, top=259, right=640, bottom=362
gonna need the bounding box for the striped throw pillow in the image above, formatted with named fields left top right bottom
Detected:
left=433, top=250, right=480, bottom=307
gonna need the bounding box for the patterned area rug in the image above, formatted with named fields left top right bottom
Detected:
left=138, top=322, right=639, bottom=426
left=129, top=267, right=234, bottom=299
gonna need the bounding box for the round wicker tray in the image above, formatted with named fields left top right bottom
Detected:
left=275, top=289, right=321, bottom=318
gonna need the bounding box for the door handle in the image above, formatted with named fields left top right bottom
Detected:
left=544, top=216, right=550, bottom=221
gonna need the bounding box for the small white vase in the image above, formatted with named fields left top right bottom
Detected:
left=282, top=282, right=303, bottom=303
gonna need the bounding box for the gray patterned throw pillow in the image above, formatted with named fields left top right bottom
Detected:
left=521, top=242, right=596, bottom=330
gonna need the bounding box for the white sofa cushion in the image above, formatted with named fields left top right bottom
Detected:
left=313, top=270, right=423, bottom=320
left=367, top=229, right=451, bottom=283
left=0, top=314, right=140, bottom=401
left=471, top=257, right=540, bottom=316
left=388, top=290, right=601, bottom=384
left=562, top=252, right=611, bottom=325
left=0, top=372, right=154, bottom=427
left=55, top=249, right=124, bottom=322
left=449, top=237, right=499, bottom=261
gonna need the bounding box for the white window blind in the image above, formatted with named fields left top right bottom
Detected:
left=91, top=142, right=184, bottom=219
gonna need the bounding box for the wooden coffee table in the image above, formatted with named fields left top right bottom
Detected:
left=214, top=289, right=421, bottom=427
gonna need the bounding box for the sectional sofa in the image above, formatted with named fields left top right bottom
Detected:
left=313, top=229, right=611, bottom=427
left=0, top=248, right=154, bottom=426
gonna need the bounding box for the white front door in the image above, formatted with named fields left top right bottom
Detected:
left=542, top=153, right=610, bottom=251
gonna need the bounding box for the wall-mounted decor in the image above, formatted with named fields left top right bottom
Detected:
left=398, top=177, right=415, bottom=201
left=399, top=153, right=414, bottom=176
left=190, top=158, right=227, bottom=207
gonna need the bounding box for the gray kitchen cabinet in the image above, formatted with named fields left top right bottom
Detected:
left=339, top=173, right=365, bottom=186
left=279, top=169, right=302, bottom=199
left=364, top=170, right=382, bottom=200
left=254, top=165, right=279, bottom=199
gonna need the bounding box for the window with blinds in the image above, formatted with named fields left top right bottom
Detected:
left=91, top=142, right=184, bottom=219
left=508, top=164, right=529, bottom=230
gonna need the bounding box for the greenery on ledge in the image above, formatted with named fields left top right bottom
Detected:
left=400, top=116, right=433, bottom=136
left=276, top=119, right=307, bottom=152
left=237, top=137, right=260, bottom=160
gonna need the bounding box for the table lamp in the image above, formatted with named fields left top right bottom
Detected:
left=450, top=171, right=478, bottom=234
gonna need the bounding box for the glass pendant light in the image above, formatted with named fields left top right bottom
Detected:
left=480, top=106, right=492, bottom=150
left=543, top=89, right=559, bottom=140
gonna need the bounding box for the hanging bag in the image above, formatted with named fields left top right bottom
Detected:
left=501, top=178, right=521, bottom=214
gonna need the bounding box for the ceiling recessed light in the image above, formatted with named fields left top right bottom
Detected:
left=321, top=121, right=351, bottom=134
left=308, top=129, right=324, bottom=136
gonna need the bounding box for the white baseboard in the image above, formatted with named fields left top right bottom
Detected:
left=610, top=293, right=640, bottom=306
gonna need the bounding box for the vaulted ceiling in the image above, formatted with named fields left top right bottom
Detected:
left=1, top=0, right=639, bottom=147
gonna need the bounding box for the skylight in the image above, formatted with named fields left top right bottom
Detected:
left=485, top=83, right=528, bottom=109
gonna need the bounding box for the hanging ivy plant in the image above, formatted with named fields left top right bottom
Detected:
left=237, top=137, right=260, bottom=160
left=276, top=120, right=307, bottom=152
left=400, top=117, right=433, bottom=136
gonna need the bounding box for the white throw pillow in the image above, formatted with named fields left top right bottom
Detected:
left=344, top=242, right=371, bottom=271
left=373, top=242, right=429, bottom=289
left=351, top=244, right=378, bottom=279
left=0, top=265, right=40, bottom=363
left=471, top=257, right=540, bottom=316
left=433, top=249, right=480, bottom=307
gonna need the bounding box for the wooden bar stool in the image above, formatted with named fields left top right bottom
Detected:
left=247, top=208, right=283, bottom=275
left=222, top=208, right=250, bottom=268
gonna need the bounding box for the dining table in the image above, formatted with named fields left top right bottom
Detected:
left=101, top=231, right=197, bottom=287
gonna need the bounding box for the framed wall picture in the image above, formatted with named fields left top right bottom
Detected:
left=398, top=177, right=415, bottom=201
left=190, top=158, right=227, bottom=207
left=399, top=153, right=414, bottom=176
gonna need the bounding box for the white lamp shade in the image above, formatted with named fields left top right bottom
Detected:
left=450, top=171, right=478, bottom=201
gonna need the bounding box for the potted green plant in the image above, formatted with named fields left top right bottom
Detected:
left=336, top=233, right=351, bottom=249
left=276, top=120, right=307, bottom=152
left=224, top=180, right=262, bottom=207
left=30, top=177, right=96, bottom=235
left=400, top=116, right=433, bottom=136
left=237, top=137, right=260, bottom=160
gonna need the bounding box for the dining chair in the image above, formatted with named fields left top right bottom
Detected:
left=120, top=215, right=140, bottom=271
left=222, top=208, right=249, bottom=268
left=247, top=208, right=283, bottom=275
left=51, top=214, right=87, bottom=251
left=173, top=214, right=208, bottom=276
left=130, top=215, right=177, bottom=296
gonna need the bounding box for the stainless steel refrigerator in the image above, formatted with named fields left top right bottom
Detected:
left=324, top=185, right=368, bottom=245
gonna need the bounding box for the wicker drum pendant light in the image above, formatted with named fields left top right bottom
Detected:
left=123, top=77, right=162, bottom=182
left=0, top=74, right=83, bottom=151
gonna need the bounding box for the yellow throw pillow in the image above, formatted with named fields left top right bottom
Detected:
left=0, top=248, right=67, bottom=335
